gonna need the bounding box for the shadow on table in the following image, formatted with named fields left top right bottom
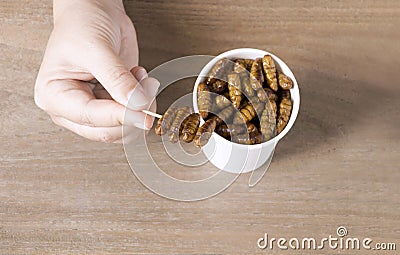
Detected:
left=273, top=70, right=397, bottom=161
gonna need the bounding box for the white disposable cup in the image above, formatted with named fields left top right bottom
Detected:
left=193, top=48, right=300, bottom=173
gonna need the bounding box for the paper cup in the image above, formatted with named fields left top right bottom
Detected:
left=193, top=48, right=300, bottom=173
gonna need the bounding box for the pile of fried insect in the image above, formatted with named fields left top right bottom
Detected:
left=154, top=55, right=293, bottom=148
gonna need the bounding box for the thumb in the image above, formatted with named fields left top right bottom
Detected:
left=87, top=46, right=150, bottom=110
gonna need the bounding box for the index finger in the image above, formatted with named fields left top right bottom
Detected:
left=41, top=79, right=151, bottom=129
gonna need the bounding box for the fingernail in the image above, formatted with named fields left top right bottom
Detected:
left=127, top=87, right=149, bottom=110
left=134, top=121, right=151, bottom=130
left=142, top=78, right=161, bottom=99
left=135, top=67, right=148, bottom=81
left=129, top=114, right=151, bottom=130
left=132, top=115, right=153, bottom=130
left=145, top=115, right=155, bottom=130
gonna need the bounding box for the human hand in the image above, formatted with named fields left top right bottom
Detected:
left=35, top=0, right=159, bottom=143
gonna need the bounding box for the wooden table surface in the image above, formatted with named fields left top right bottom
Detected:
left=1, top=0, right=399, bottom=254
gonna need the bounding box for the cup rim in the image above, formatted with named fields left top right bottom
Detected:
left=192, top=48, right=300, bottom=150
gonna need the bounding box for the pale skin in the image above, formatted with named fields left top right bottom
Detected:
left=35, top=0, right=158, bottom=143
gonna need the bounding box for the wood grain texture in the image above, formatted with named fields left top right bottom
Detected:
left=1, top=0, right=399, bottom=254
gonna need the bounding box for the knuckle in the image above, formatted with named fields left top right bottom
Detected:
left=98, top=131, right=117, bottom=143
left=79, top=103, right=95, bottom=127
left=107, top=67, right=137, bottom=91
left=111, top=104, right=124, bottom=125
left=120, top=14, right=135, bottom=31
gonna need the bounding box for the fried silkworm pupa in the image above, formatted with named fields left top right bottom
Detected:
left=256, top=89, right=268, bottom=102
left=206, top=58, right=230, bottom=85
left=262, top=55, right=279, bottom=92
left=250, top=58, right=264, bottom=91
left=194, top=117, right=218, bottom=148
left=214, top=94, right=231, bottom=110
left=240, top=72, right=254, bottom=97
left=215, top=123, right=230, bottom=139
left=278, top=98, right=292, bottom=119
left=168, top=106, right=191, bottom=143
left=197, top=82, right=212, bottom=119
left=247, top=123, right=258, bottom=134
left=257, top=88, right=279, bottom=102
left=228, top=73, right=242, bottom=109
left=215, top=124, right=247, bottom=140
left=277, top=70, right=294, bottom=90
left=243, top=59, right=255, bottom=70
left=233, top=60, right=247, bottom=75
left=247, top=97, right=266, bottom=119
left=181, top=113, right=201, bottom=143
left=234, top=131, right=262, bottom=145
left=234, top=102, right=257, bottom=124
left=215, top=105, right=235, bottom=125
left=223, top=91, right=230, bottom=99
left=155, top=107, right=176, bottom=136
left=249, top=58, right=265, bottom=102
left=231, top=124, right=261, bottom=145
left=209, top=79, right=227, bottom=94
left=278, top=89, right=291, bottom=100
left=277, top=98, right=293, bottom=134
left=236, top=58, right=254, bottom=71
left=255, top=101, right=266, bottom=116
left=270, top=99, right=277, bottom=116
left=260, top=100, right=277, bottom=142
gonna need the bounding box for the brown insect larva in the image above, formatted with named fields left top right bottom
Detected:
left=278, top=98, right=292, bottom=119
left=257, top=88, right=278, bottom=102
left=233, top=60, right=247, bottom=75
left=228, top=73, right=242, bottom=109
left=278, top=89, right=291, bottom=99
left=232, top=123, right=262, bottom=145
left=223, top=91, right=230, bottom=99
left=215, top=123, right=231, bottom=139
left=262, top=55, right=279, bottom=92
left=270, top=100, right=277, bottom=116
left=247, top=123, right=258, bottom=134
left=256, top=88, right=268, bottom=103
left=260, top=100, right=277, bottom=141
left=232, top=135, right=251, bottom=145
left=277, top=70, right=294, bottom=90
left=234, top=131, right=262, bottom=145
left=240, top=72, right=254, bottom=97
left=155, top=107, right=176, bottom=136
left=168, top=106, right=191, bottom=143
left=250, top=58, right=264, bottom=91
left=214, top=94, right=231, bottom=110
left=252, top=131, right=263, bottom=144
left=236, top=58, right=254, bottom=71
left=243, top=59, right=255, bottom=70
left=197, top=82, right=212, bottom=120
left=277, top=98, right=292, bottom=134
left=215, top=105, right=235, bottom=125
left=206, top=58, right=230, bottom=85
left=209, top=79, right=228, bottom=94
left=246, top=97, right=265, bottom=116
left=255, top=101, right=266, bottom=118
left=181, top=113, right=201, bottom=143
left=194, top=117, right=218, bottom=148
left=234, top=102, right=257, bottom=124
left=215, top=123, right=247, bottom=140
